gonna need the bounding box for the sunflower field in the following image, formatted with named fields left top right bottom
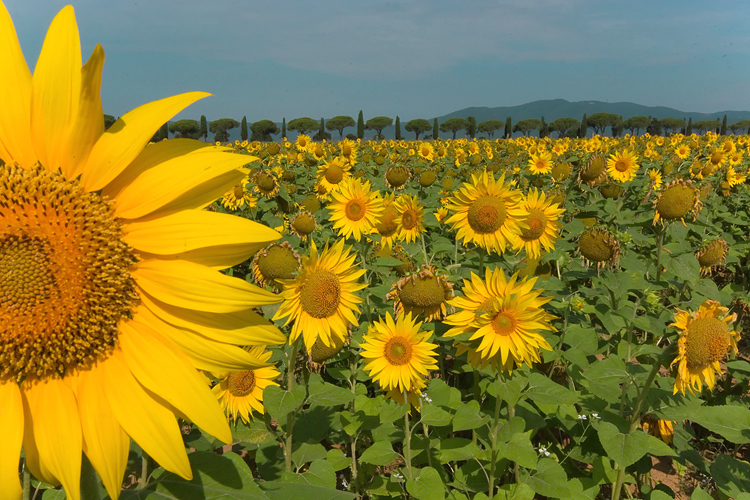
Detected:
left=4, top=4, right=750, bottom=500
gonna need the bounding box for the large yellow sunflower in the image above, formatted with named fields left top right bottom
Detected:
left=670, top=300, right=739, bottom=395
left=0, top=5, right=285, bottom=500
left=606, top=149, right=639, bottom=182
left=393, top=194, right=426, bottom=244
left=212, top=346, right=280, bottom=424
left=360, top=312, right=438, bottom=393
left=273, top=240, right=366, bottom=350
left=329, top=177, right=384, bottom=242
left=527, top=151, right=553, bottom=175
left=316, top=156, right=351, bottom=195
left=510, top=189, right=565, bottom=260
left=444, top=170, right=526, bottom=255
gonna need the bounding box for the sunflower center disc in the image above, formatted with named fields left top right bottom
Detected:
left=0, top=165, right=137, bottom=379
left=401, top=210, right=417, bottom=230
left=325, top=165, right=344, bottom=184
left=520, top=208, right=548, bottom=241
left=227, top=370, right=256, bottom=397
left=385, top=336, right=413, bottom=366
left=345, top=200, right=366, bottom=221
left=292, top=213, right=316, bottom=235
left=300, top=269, right=341, bottom=318
left=257, top=173, right=276, bottom=191
left=656, top=184, right=695, bottom=220
left=399, top=276, right=445, bottom=308
left=467, top=196, right=507, bottom=234
left=232, top=185, right=245, bottom=199
left=377, top=206, right=399, bottom=237
left=614, top=160, right=629, bottom=172
left=492, top=312, right=516, bottom=336
left=685, top=317, right=731, bottom=369
left=258, top=245, right=299, bottom=282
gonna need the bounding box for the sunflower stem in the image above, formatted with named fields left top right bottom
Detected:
left=285, top=336, right=301, bottom=473
left=22, top=463, right=30, bottom=500
left=349, top=353, right=361, bottom=497
left=420, top=232, right=429, bottom=266
left=488, top=372, right=502, bottom=498
left=403, top=388, right=414, bottom=480
left=654, top=224, right=665, bottom=282
left=139, top=451, right=148, bottom=489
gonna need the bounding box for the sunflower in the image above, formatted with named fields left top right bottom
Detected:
left=528, top=151, right=553, bottom=175
left=212, top=346, right=280, bottom=424
left=648, top=169, right=663, bottom=190
left=251, top=170, right=280, bottom=198
left=578, top=227, right=621, bottom=269
left=0, top=6, right=286, bottom=499
left=674, top=144, right=691, bottom=160
left=289, top=209, right=317, bottom=241
left=329, top=177, right=384, bottom=242
left=251, top=241, right=302, bottom=291
left=339, top=138, right=358, bottom=164
left=444, top=170, right=526, bottom=255
left=578, top=154, right=608, bottom=186
left=384, top=165, right=412, bottom=190
left=606, top=149, right=639, bottom=182
left=726, top=166, right=747, bottom=187
left=375, top=202, right=400, bottom=249
left=221, top=180, right=257, bottom=211
left=387, top=265, right=454, bottom=322
left=653, top=179, right=702, bottom=225
left=316, top=156, right=351, bottom=195
left=695, top=238, right=728, bottom=275
left=359, top=312, right=438, bottom=393
left=417, top=142, right=435, bottom=162
left=273, top=240, right=365, bottom=350
left=295, top=133, right=311, bottom=152
left=670, top=300, right=739, bottom=395
left=394, top=194, right=426, bottom=244
left=510, top=190, right=565, bottom=260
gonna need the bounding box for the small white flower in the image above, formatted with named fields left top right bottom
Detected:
left=422, top=395, right=433, bottom=404
left=537, top=446, right=551, bottom=457
left=577, top=414, right=587, bottom=420
left=591, top=412, right=600, bottom=419
left=393, top=472, right=404, bottom=480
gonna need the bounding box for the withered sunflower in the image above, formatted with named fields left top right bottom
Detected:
left=387, top=265, right=453, bottom=322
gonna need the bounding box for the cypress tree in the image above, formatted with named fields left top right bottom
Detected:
left=720, top=114, right=728, bottom=135
left=686, top=117, right=693, bottom=135
left=357, top=110, right=364, bottom=139
left=579, top=114, right=588, bottom=138
left=433, top=118, right=439, bottom=140
left=504, top=116, right=512, bottom=138
left=318, top=117, right=325, bottom=140
left=200, top=115, right=207, bottom=141
left=240, top=116, right=248, bottom=142
left=539, top=116, right=548, bottom=138
left=281, top=117, right=286, bottom=140
left=395, top=116, right=402, bottom=140
left=467, top=116, right=477, bottom=139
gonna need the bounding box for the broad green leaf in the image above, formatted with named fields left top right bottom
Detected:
left=689, top=487, right=713, bottom=500
left=307, top=380, right=355, bottom=407
left=582, top=356, right=628, bottom=403
left=561, top=325, right=597, bottom=368
left=558, top=477, right=598, bottom=500
left=360, top=440, right=399, bottom=466
left=452, top=400, right=489, bottom=432
left=326, top=448, right=351, bottom=471
left=259, top=481, right=355, bottom=500
left=710, top=454, right=750, bottom=499
left=492, top=483, right=535, bottom=500
left=406, top=466, right=445, bottom=500
left=525, top=372, right=578, bottom=406
left=421, top=401, right=453, bottom=427
left=438, top=438, right=482, bottom=462
left=524, top=458, right=569, bottom=498
left=263, top=385, right=306, bottom=422
left=690, top=405, right=750, bottom=444
left=596, top=422, right=673, bottom=468
left=292, top=442, right=327, bottom=468
left=663, top=253, right=700, bottom=284
left=285, top=459, right=337, bottom=489
left=493, top=372, right=528, bottom=406
left=375, top=256, right=409, bottom=267
left=123, top=451, right=269, bottom=499
left=497, top=432, right=538, bottom=469
left=232, top=419, right=275, bottom=448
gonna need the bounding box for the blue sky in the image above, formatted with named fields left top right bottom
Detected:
left=6, top=0, right=750, bottom=124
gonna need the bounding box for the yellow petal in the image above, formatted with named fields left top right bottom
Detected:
left=23, top=378, right=82, bottom=500
left=67, top=44, right=105, bottom=178
left=139, top=291, right=286, bottom=346
left=76, top=367, right=129, bottom=500
left=146, top=168, right=245, bottom=216
left=132, top=259, right=279, bottom=313
left=111, top=148, right=253, bottom=219
left=122, top=209, right=279, bottom=257
left=135, top=304, right=273, bottom=372
left=101, top=351, right=192, bottom=479
left=30, top=5, right=81, bottom=174
left=81, top=91, right=209, bottom=191
left=0, top=380, right=23, bottom=500
left=119, top=318, right=232, bottom=444
left=0, top=1, right=34, bottom=166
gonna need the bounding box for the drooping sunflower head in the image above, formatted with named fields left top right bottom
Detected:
left=375, top=203, right=400, bottom=248
left=251, top=241, right=302, bottom=291
left=578, top=153, right=608, bottom=186
left=300, top=194, right=322, bottom=213
left=329, top=177, right=384, bottom=242
left=695, top=238, right=728, bottom=275
left=544, top=188, right=566, bottom=208
left=289, top=210, right=317, bottom=240
left=551, top=161, right=573, bottom=182
left=251, top=170, right=280, bottom=198
left=384, top=165, right=412, bottom=190
left=653, top=179, right=702, bottom=225
left=387, top=265, right=454, bottom=322
left=418, top=169, right=437, bottom=187
left=510, top=189, right=565, bottom=260
left=273, top=240, right=366, bottom=350
left=308, top=333, right=348, bottom=364
left=599, top=183, right=625, bottom=199
left=444, top=171, right=527, bottom=255
left=670, top=300, right=739, bottom=395
left=359, top=311, right=438, bottom=393
left=578, top=227, right=620, bottom=269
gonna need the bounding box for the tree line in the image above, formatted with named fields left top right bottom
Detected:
left=103, top=111, right=750, bottom=143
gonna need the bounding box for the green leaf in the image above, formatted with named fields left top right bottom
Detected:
left=360, top=440, right=399, bottom=466
left=307, top=380, right=355, bottom=407
left=375, top=256, right=409, bottom=267
left=525, top=458, right=569, bottom=498
left=494, top=373, right=528, bottom=406
left=710, top=454, right=750, bottom=499
left=125, top=451, right=269, bottom=499
left=288, top=459, right=337, bottom=489
left=690, top=405, right=750, bottom=444
left=492, top=483, right=535, bottom=500
left=452, top=400, right=489, bottom=432
left=582, top=356, right=628, bottom=403
left=292, top=442, right=327, bottom=468
left=421, top=401, right=453, bottom=427
left=406, top=466, right=446, bottom=500
left=232, top=419, right=275, bottom=448
left=263, top=385, right=306, bottom=422
left=689, top=486, right=714, bottom=500
left=326, top=448, right=351, bottom=471
left=595, top=421, right=673, bottom=468
left=525, top=372, right=578, bottom=406
left=561, top=325, right=597, bottom=367
left=497, top=432, right=538, bottom=469
left=663, top=253, right=700, bottom=284
left=259, top=481, right=355, bottom=500
left=438, top=438, right=482, bottom=462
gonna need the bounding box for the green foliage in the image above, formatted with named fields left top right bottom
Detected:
left=549, top=117, right=580, bottom=138
left=169, top=118, right=200, bottom=139
left=240, top=116, right=248, bottom=142
left=505, top=116, right=512, bottom=138
left=200, top=114, right=208, bottom=140
left=357, top=110, right=364, bottom=139
left=365, top=116, right=393, bottom=138
left=477, top=119, right=504, bottom=138
left=467, top=116, right=477, bottom=139
left=693, top=119, right=720, bottom=134
left=623, top=115, right=650, bottom=135
left=433, top=117, right=439, bottom=140
left=586, top=112, right=620, bottom=135
left=326, top=115, right=355, bottom=140
left=103, top=114, right=116, bottom=130
left=512, top=118, right=541, bottom=136
left=440, top=117, right=470, bottom=139
left=394, top=116, right=402, bottom=140
left=209, top=117, right=239, bottom=142
left=250, top=119, right=280, bottom=142
left=659, top=117, right=685, bottom=134
left=405, top=118, right=432, bottom=140
left=281, top=117, right=286, bottom=139
left=313, top=117, right=331, bottom=141
left=288, top=117, right=318, bottom=135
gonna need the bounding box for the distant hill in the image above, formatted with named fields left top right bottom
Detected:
left=436, top=99, right=750, bottom=126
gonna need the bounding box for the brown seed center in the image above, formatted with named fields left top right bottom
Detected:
left=300, top=269, right=341, bottom=318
